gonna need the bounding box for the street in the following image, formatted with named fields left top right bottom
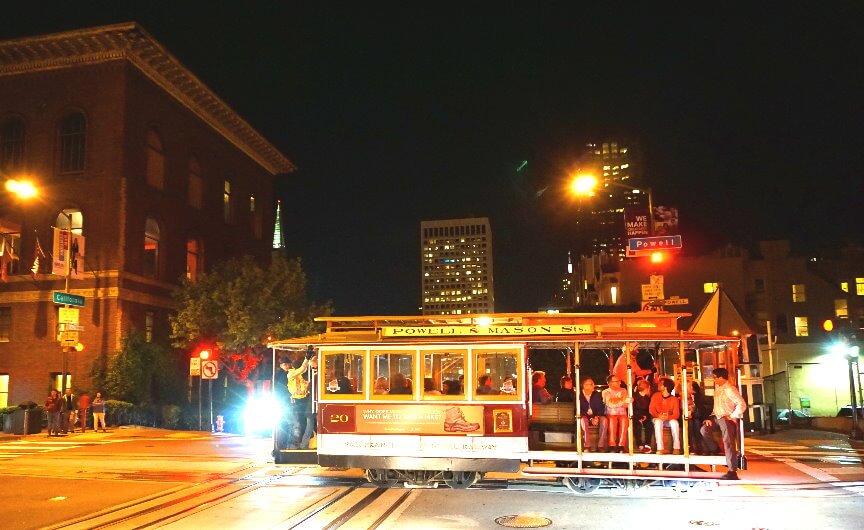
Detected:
left=0, top=427, right=862, bottom=529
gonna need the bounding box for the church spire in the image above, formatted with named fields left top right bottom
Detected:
left=272, top=200, right=284, bottom=250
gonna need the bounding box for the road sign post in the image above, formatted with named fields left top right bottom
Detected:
left=190, top=357, right=201, bottom=376
left=201, top=361, right=218, bottom=431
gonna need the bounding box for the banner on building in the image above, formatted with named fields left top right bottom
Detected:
left=624, top=206, right=651, bottom=237
left=52, top=228, right=86, bottom=279
left=652, top=206, right=679, bottom=236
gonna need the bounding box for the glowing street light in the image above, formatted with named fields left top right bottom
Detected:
left=570, top=173, right=653, bottom=227
left=570, top=174, right=599, bottom=197
left=4, top=178, right=38, bottom=199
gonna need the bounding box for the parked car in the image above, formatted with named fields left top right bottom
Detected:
left=836, top=405, right=864, bottom=418
left=777, top=408, right=813, bottom=426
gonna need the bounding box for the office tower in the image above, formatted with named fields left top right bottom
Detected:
left=584, top=140, right=645, bottom=259
left=421, top=218, right=494, bottom=315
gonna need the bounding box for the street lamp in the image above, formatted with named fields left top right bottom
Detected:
left=831, top=340, right=863, bottom=440
left=570, top=174, right=654, bottom=233
left=5, top=178, right=38, bottom=199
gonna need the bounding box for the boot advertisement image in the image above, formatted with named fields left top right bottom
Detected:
left=444, top=406, right=481, bottom=432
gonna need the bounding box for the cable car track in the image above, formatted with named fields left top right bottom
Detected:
left=48, top=463, right=303, bottom=529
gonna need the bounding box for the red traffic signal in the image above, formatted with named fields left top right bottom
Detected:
left=199, top=349, right=211, bottom=360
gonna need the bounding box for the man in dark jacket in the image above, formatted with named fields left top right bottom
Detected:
left=61, top=388, right=75, bottom=434
left=578, top=378, right=608, bottom=452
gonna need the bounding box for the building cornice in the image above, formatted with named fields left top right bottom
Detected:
left=0, top=23, right=296, bottom=175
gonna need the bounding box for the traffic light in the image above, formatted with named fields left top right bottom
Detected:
left=199, top=349, right=211, bottom=360
left=650, top=251, right=665, bottom=264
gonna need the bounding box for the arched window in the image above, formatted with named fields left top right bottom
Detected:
left=59, top=112, right=86, bottom=173
left=188, top=157, right=203, bottom=209
left=186, top=238, right=202, bottom=282
left=146, top=129, right=165, bottom=189
left=143, top=218, right=160, bottom=279
left=0, top=117, right=25, bottom=172
left=55, top=209, right=84, bottom=235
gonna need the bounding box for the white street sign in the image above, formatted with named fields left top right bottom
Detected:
left=59, top=307, right=80, bottom=324
left=641, top=283, right=664, bottom=301
left=190, top=357, right=201, bottom=376
left=60, top=331, right=79, bottom=346
left=201, top=360, right=219, bottom=379
left=655, top=298, right=689, bottom=306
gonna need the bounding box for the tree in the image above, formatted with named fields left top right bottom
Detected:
left=169, top=254, right=331, bottom=383
left=103, top=331, right=181, bottom=405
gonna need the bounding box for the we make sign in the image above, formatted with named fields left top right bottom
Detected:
left=628, top=235, right=683, bottom=252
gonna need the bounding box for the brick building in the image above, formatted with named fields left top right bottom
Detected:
left=0, top=24, right=295, bottom=405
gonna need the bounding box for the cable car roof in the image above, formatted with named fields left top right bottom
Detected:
left=267, top=312, right=740, bottom=351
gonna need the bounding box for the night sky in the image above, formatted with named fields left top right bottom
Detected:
left=4, top=4, right=863, bottom=315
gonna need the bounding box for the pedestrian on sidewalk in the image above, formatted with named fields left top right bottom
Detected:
left=700, top=367, right=747, bottom=480
left=92, top=392, right=107, bottom=432
left=61, top=388, right=76, bottom=434
left=45, top=390, right=63, bottom=437
left=77, top=392, right=91, bottom=432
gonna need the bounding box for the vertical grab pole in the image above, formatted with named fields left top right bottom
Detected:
left=681, top=335, right=689, bottom=471
left=574, top=341, right=582, bottom=467
left=626, top=343, right=634, bottom=471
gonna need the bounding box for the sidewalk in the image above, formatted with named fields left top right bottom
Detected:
left=747, top=426, right=864, bottom=448
left=0, top=425, right=232, bottom=442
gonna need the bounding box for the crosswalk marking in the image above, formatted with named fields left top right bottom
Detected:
left=0, top=438, right=120, bottom=459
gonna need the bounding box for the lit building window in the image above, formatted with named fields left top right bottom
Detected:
left=793, top=316, right=809, bottom=337
left=0, top=374, right=8, bottom=407
left=50, top=373, right=71, bottom=392
left=145, top=311, right=154, bottom=343
left=56, top=209, right=84, bottom=235
left=840, top=281, right=848, bottom=293
left=188, top=157, right=203, bottom=209
left=59, top=111, right=86, bottom=173
left=143, top=218, right=160, bottom=279
left=703, top=283, right=719, bottom=294
left=223, top=179, right=233, bottom=223
left=145, top=128, right=165, bottom=189
left=857, top=278, right=864, bottom=296
left=792, top=284, right=806, bottom=303
left=835, top=299, right=849, bottom=319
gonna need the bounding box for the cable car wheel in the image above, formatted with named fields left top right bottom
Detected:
left=444, top=471, right=480, bottom=489
left=563, top=477, right=601, bottom=494
left=365, top=469, right=398, bottom=488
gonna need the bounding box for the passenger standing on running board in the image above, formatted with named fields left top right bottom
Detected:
left=700, top=367, right=747, bottom=480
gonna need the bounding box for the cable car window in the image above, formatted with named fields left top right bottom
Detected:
left=422, top=349, right=465, bottom=400
left=321, top=351, right=364, bottom=399
left=372, top=351, right=415, bottom=400
left=474, top=348, right=520, bottom=400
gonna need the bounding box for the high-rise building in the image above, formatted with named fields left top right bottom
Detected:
left=421, top=218, right=494, bottom=315
left=583, top=141, right=646, bottom=259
